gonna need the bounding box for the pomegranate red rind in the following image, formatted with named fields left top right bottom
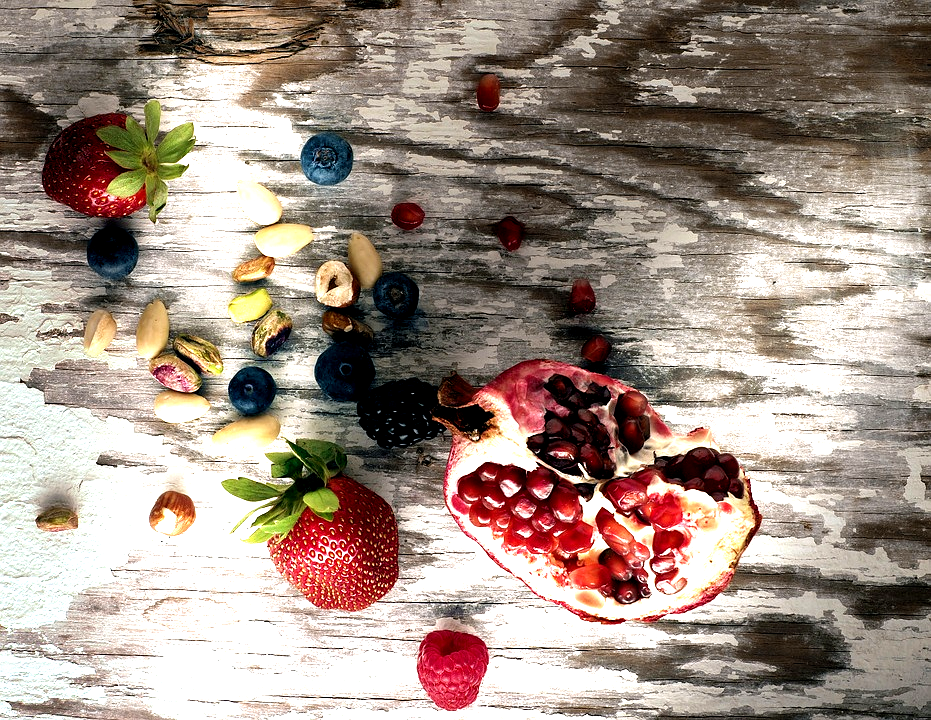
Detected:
left=441, top=360, right=761, bottom=623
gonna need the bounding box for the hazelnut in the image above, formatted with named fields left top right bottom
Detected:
left=149, top=490, right=196, bottom=536
left=315, top=260, right=360, bottom=308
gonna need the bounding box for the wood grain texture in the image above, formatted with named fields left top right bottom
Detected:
left=1, top=0, right=929, bottom=718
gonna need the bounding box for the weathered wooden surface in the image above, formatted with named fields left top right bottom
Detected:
left=1, top=0, right=929, bottom=717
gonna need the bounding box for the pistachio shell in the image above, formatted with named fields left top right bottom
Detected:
left=174, top=334, right=224, bottom=375
left=136, top=299, right=170, bottom=359
left=252, top=308, right=293, bottom=357
left=149, top=353, right=202, bottom=393
left=211, top=414, right=281, bottom=454
left=36, top=507, right=79, bottom=532
left=154, top=390, right=211, bottom=423
left=321, top=310, right=374, bottom=345
left=254, top=223, right=314, bottom=258
left=237, top=180, right=283, bottom=226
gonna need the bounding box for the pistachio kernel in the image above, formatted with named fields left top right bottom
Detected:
left=149, top=353, right=203, bottom=393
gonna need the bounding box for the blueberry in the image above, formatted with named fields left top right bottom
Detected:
left=86, top=222, right=138, bottom=280
left=314, top=343, right=375, bottom=401
left=300, top=132, right=353, bottom=185
left=228, top=366, right=277, bottom=416
left=373, top=272, right=419, bottom=318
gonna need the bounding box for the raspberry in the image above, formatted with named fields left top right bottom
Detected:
left=417, top=629, right=489, bottom=711
left=357, top=378, right=443, bottom=449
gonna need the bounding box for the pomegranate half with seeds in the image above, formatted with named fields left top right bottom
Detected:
left=438, top=360, right=761, bottom=623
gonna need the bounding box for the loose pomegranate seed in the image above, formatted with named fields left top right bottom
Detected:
left=493, top=215, right=524, bottom=251
left=457, top=474, right=483, bottom=504
left=618, top=390, right=648, bottom=417
left=476, top=73, right=500, bottom=111
left=569, top=563, right=612, bottom=591
left=391, top=202, right=425, bottom=230
left=581, top=334, right=611, bottom=363
left=548, top=484, right=583, bottom=524
left=568, top=278, right=596, bottom=314
left=596, top=508, right=635, bottom=555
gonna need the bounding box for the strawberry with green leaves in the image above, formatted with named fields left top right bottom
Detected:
left=223, top=439, right=399, bottom=612
left=42, top=99, right=194, bottom=222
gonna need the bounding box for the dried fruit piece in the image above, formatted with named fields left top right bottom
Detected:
left=568, top=278, right=596, bottom=314
left=315, top=260, right=360, bottom=308
left=173, top=334, right=223, bottom=375
left=229, top=288, right=273, bottom=323
left=149, top=490, right=196, bottom=536
left=136, top=299, right=170, bottom=359
left=232, top=254, right=275, bottom=283
left=36, top=506, right=79, bottom=532
left=581, top=334, right=611, bottom=363
left=154, top=390, right=210, bottom=423
left=493, top=216, right=524, bottom=251
left=417, top=629, right=489, bottom=710
left=211, top=414, right=281, bottom=453
left=252, top=308, right=293, bottom=357
left=253, top=223, right=313, bottom=258
left=237, top=179, right=282, bottom=226
left=83, top=309, right=117, bottom=357
left=477, top=73, right=501, bottom=111
left=321, top=310, right=374, bottom=345
left=149, top=353, right=202, bottom=392
left=390, top=202, right=425, bottom=231
left=346, top=231, right=383, bottom=289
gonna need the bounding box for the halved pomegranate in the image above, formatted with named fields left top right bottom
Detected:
left=438, top=360, right=761, bottom=623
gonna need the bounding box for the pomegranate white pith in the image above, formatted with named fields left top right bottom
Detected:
left=442, top=360, right=761, bottom=623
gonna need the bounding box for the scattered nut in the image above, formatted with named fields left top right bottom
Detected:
left=174, top=334, right=223, bottom=375
left=211, top=414, right=281, bottom=454
left=36, top=506, right=78, bottom=532
left=254, top=223, right=314, bottom=258
left=347, top=231, right=383, bottom=289
left=252, top=308, right=293, bottom=357
left=149, top=353, right=202, bottom=393
left=154, top=389, right=211, bottom=423
left=232, top=254, right=275, bottom=283
left=315, top=260, right=360, bottom=308
left=149, top=490, right=196, bottom=536
left=136, top=299, right=170, bottom=359
left=229, top=288, right=273, bottom=323
left=321, top=310, right=374, bottom=345
left=237, top=179, right=283, bottom=226
left=83, top=309, right=117, bottom=357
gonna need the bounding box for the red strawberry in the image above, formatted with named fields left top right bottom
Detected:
left=42, top=100, right=194, bottom=222
left=417, top=629, right=490, bottom=710
left=223, top=439, right=399, bottom=612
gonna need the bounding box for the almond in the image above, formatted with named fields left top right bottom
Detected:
left=154, top=390, right=211, bottom=423
left=83, top=309, right=117, bottom=357
left=347, top=231, right=383, bottom=289
left=237, top=180, right=283, bottom=226
left=254, top=223, right=313, bottom=258
left=211, top=414, right=281, bottom=454
left=136, top=299, right=170, bottom=359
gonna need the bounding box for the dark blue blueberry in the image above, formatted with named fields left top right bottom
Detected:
left=314, top=343, right=375, bottom=401
left=372, top=272, right=419, bottom=318
left=228, top=366, right=277, bottom=416
left=300, top=132, right=353, bottom=185
left=86, top=222, right=138, bottom=280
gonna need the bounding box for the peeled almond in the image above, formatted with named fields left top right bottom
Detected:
left=254, top=223, right=313, bottom=258
left=136, top=299, right=170, bottom=359
left=154, top=390, right=211, bottom=423
left=211, top=414, right=281, bottom=454
left=237, top=180, right=283, bottom=226
left=347, top=231, right=383, bottom=289
left=83, top=309, right=117, bottom=357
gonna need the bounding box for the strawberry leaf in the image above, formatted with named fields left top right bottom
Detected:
left=293, top=439, right=347, bottom=478
left=157, top=162, right=188, bottom=181
left=270, top=457, right=303, bottom=479
left=221, top=477, right=283, bottom=502
left=303, top=488, right=339, bottom=520
left=256, top=510, right=304, bottom=538
left=244, top=526, right=278, bottom=544
left=286, top=439, right=330, bottom=481
left=106, top=150, right=144, bottom=170
left=106, top=168, right=146, bottom=197
left=156, top=123, right=195, bottom=163
left=97, top=125, right=143, bottom=153
left=143, top=100, right=161, bottom=145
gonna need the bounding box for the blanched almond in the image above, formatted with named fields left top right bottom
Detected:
left=136, top=299, right=170, bottom=359
left=83, top=309, right=117, bottom=357
left=154, top=390, right=211, bottom=423
left=237, top=180, right=283, bottom=226
left=347, top=231, right=383, bottom=289
left=211, top=414, right=281, bottom=453
left=254, top=223, right=313, bottom=258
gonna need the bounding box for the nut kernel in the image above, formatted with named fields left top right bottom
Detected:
left=36, top=506, right=78, bottom=532
left=149, top=353, right=202, bottom=393
left=237, top=180, right=283, bottom=226
left=211, top=414, right=281, bottom=454
left=254, top=223, right=314, bottom=258
left=136, top=299, right=170, bottom=359
left=154, top=390, right=211, bottom=423
left=315, top=260, right=360, bottom=308
left=321, top=310, right=374, bottom=345
left=229, top=288, right=273, bottom=323
left=252, top=308, right=293, bottom=357
left=83, top=309, right=117, bottom=357
left=347, top=231, right=383, bottom=289
left=149, top=490, right=196, bottom=536
left=174, top=334, right=224, bottom=375
left=232, top=254, right=275, bottom=283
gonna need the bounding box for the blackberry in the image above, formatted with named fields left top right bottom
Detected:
left=357, top=378, right=444, bottom=449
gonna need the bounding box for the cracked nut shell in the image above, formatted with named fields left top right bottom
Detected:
left=321, top=310, right=374, bottom=345
left=315, top=260, right=360, bottom=308
left=149, top=353, right=202, bottom=393
left=174, top=334, right=223, bottom=375
left=252, top=308, right=293, bottom=357
left=36, top=506, right=79, bottom=532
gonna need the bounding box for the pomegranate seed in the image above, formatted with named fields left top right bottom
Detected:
left=718, top=453, right=740, bottom=479
left=613, top=580, right=639, bottom=604
left=625, top=541, right=651, bottom=569
left=603, top=476, right=648, bottom=513
left=581, top=334, right=611, bottom=363
left=480, top=483, right=507, bottom=510
left=655, top=571, right=687, bottom=595
left=728, top=478, right=745, bottom=499
left=493, top=215, right=524, bottom=251
left=569, top=563, right=612, bottom=591
left=545, top=416, right=570, bottom=438
left=652, top=528, right=687, bottom=554
left=681, top=446, right=716, bottom=478
left=618, top=390, right=648, bottom=417
left=530, top=506, right=557, bottom=533
left=503, top=527, right=526, bottom=552
left=557, top=522, right=595, bottom=554
left=476, top=72, right=500, bottom=111
left=643, top=496, right=683, bottom=529
left=497, top=466, right=524, bottom=497
left=568, top=278, right=596, bottom=314
left=599, top=549, right=633, bottom=581
left=491, top=507, right=511, bottom=530
left=469, top=503, right=492, bottom=527
left=457, top=474, right=483, bottom=504
left=509, top=493, right=538, bottom=520
left=391, top=202, right=425, bottom=230
left=579, top=444, right=605, bottom=476
left=649, top=554, right=678, bottom=575
left=548, top=484, right=583, bottom=524
left=525, top=531, right=556, bottom=555
left=702, top=465, right=729, bottom=493
left=525, top=468, right=556, bottom=500
left=544, top=439, right=579, bottom=464
left=620, top=417, right=646, bottom=453
left=596, top=508, right=634, bottom=555
left=510, top=517, right=535, bottom=538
